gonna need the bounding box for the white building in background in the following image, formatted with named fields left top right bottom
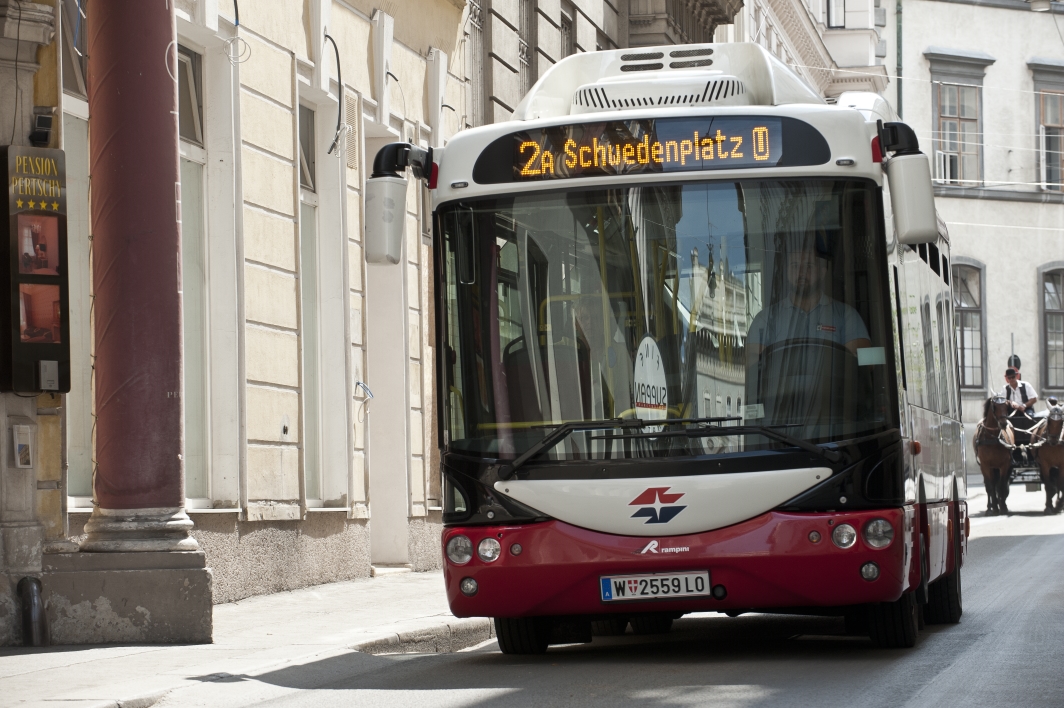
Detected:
left=880, top=1, right=1064, bottom=473
left=715, top=0, right=891, bottom=96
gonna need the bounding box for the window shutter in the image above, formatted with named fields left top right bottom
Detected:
left=345, top=92, right=360, bottom=184
left=1040, top=124, right=1048, bottom=191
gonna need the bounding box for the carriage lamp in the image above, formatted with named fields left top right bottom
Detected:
left=832, top=523, right=857, bottom=548
left=860, top=562, right=880, bottom=581
left=460, top=577, right=478, bottom=596
left=446, top=535, right=473, bottom=564
left=808, top=530, right=822, bottom=543
left=510, top=543, right=523, bottom=556
left=477, top=537, right=502, bottom=562
left=863, top=519, right=895, bottom=549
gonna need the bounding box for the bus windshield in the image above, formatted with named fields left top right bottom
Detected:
left=438, top=178, right=897, bottom=461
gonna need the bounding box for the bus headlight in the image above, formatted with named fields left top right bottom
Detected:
left=477, top=537, right=502, bottom=562
left=863, top=518, right=894, bottom=549
left=446, top=535, right=473, bottom=564
left=832, top=523, right=857, bottom=549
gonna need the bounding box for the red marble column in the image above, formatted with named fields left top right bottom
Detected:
left=81, top=0, right=196, bottom=551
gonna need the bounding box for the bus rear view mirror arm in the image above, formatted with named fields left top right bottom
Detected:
left=365, top=142, right=433, bottom=264
left=879, top=120, right=938, bottom=246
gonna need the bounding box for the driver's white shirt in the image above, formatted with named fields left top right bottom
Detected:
left=1002, top=380, right=1037, bottom=406
left=747, top=294, right=870, bottom=350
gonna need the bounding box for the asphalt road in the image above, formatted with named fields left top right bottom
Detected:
left=160, top=485, right=1064, bottom=708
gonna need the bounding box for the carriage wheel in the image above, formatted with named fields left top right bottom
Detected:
left=495, top=617, right=549, bottom=655
left=868, top=590, right=919, bottom=648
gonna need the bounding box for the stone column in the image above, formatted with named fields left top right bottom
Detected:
left=80, top=0, right=197, bottom=552
left=0, top=0, right=55, bottom=648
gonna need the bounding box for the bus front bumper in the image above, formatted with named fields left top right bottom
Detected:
left=442, top=507, right=914, bottom=618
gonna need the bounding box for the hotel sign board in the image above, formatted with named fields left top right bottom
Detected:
left=0, top=146, right=70, bottom=393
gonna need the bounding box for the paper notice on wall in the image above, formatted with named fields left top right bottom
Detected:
left=13, top=425, right=32, bottom=468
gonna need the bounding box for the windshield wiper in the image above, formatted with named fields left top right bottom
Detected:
left=496, top=418, right=647, bottom=480
left=597, top=424, right=845, bottom=464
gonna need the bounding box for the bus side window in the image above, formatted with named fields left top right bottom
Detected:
left=893, top=265, right=907, bottom=391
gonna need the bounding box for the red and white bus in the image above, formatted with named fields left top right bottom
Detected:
left=366, top=42, right=966, bottom=654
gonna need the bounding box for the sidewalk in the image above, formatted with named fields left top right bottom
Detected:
left=0, top=571, right=491, bottom=708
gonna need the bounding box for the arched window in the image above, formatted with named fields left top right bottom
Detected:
left=952, top=265, right=984, bottom=388
left=1046, top=270, right=1064, bottom=388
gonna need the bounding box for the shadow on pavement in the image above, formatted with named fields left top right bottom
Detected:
left=246, top=613, right=924, bottom=693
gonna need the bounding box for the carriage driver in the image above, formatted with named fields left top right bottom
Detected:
left=1003, top=367, right=1038, bottom=417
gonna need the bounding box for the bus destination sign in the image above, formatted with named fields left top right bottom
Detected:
left=516, top=117, right=781, bottom=180
left=471, top=116, right=831, bottom=185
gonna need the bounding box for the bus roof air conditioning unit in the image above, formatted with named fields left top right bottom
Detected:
left=513, top=42, right=823, bottom=121
left=570, top=74, right=751, bottom=114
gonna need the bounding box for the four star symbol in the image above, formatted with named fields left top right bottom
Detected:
left=11, top=198, right=60, bottom=211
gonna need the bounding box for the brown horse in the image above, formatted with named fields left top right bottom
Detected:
left=1031, top=405, right=1064, bottom=514
left=974, top=396, right=1016, bottom=515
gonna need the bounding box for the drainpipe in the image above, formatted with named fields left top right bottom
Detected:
left=896, top=0, right=903, bottom=118
left=17, top=577, right=49, bottom=647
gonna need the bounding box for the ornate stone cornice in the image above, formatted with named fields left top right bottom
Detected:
left=827, top=64, right=889, bottom=94
left=765, top=0, right=834, bottom=93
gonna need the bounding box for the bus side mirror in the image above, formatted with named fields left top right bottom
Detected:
left=364, top=175, right=408, bottom=264
left=886, top=153, right=938, bottom=245
left=879, top=120, right=938, bottom=246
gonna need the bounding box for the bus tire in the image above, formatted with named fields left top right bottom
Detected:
left=868, top=591, right=919, bottom=648
left=629, top=614, right=673, bottom=635
left=591, top=618, right=629, bottom=636
left=926, top=500, right=964, bottom=624
left=495, top=617, right=549, bottom=655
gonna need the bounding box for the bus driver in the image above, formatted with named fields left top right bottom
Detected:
left=746, top=246, right=872, bottom=359
left=744, top=243, right=872, bottom=427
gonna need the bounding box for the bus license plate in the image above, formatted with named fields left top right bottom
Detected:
left=600, top=571, right=710, bottom=602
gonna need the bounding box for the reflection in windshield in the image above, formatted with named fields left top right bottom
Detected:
left=439, top=179, right=896, bottom=460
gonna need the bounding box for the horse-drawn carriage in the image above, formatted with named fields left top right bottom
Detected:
left=974, top=395, right=1064, bottom=515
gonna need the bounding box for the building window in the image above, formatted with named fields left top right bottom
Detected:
left=178, top=46, right=204, bottom=146
left=299, top=104, right=316, bottom=191
left=1040, top=91, right=1064, bottom=190
left=300, top=198, right=322, bottom=501
left=1046, top=270, right=1064, bottom=388
left=828, top=0, right=845, bottom=28
left=519, top=0, right=534, bottom=95
left=925, top=49, right=995, bottom=187
left=468, top=0, right=485, bottom=126
left=953, top=265, right=984, bottom=388
left=935, top=83, right=980, bottom=185
left=560, top=11, right=574, bottom=58
left=61, top=0, right=88, bottom=97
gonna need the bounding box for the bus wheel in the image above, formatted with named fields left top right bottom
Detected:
left=868, top=591, right=919, bottom=648
left=591, top=618, right=629, bottom=636
left=629, top=614, right=673, bottom=635
left=925, top=566, right=962, bottom=624
left=495, top=617, right=549, bottom=655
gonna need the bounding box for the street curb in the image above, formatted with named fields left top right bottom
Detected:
left=74, top=618, right=495, bottom=708
left=81, top=688, right=171, bottom=708
left=352, top=617, right=496, bottom=655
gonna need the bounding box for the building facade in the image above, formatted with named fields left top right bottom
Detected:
left=4, top=0, right=905, bottom=644
left=884, top=0, right=1064, bottom=473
